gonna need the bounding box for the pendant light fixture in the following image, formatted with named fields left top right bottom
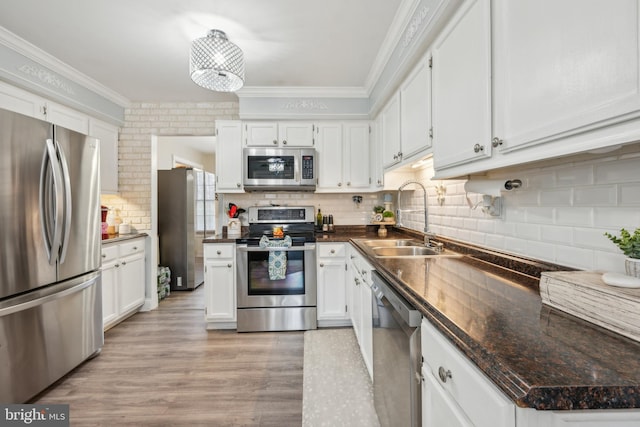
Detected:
left=190, top=30, right=245, bottom=92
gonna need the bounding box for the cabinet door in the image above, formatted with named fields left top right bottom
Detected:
left=204, top=259, right=236, bottom=321
left=370, top=116, right=384, bottom=188
left=432, top=0, right=492, bottom=170
left=493, top=0, right=640, bottom=153
left=101, top=261, right=118, bottom=328
left=315, top=122, right=344, bottom=190
left=349, top=266, right=362, bottom=341
left=317, top=258, right=348, bottom=321
left=90, top=119, right=119, bottom=193
left=46, top=101, right=89, bottom=134
left=215, top=121, right=244, bottom=192
left=118, top=252, right=146, bottom=314
left=401, top=56, right=432, bottom=159
left=278, top=122, right=315, bottom=146
left=381, top=92, right=402, bottom=168
left=0, top=81, right=46, bottom=120
left=422, top=366, right=473, bottom=427
left=343, top=122, right=370, bottom=189
left=243, top=122, right=279, bottom=146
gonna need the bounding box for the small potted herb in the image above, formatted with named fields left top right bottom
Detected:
left=382, top=210, right=395, bottom=222
left=373, top=205, right=385, bottom=214
left=604, top=228, right=640, bottom=277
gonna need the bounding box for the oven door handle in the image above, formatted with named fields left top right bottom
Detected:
left=237, top=245, right=316, bottom=252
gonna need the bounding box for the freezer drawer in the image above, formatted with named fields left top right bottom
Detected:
left=0, top=272, right=103, bottom=403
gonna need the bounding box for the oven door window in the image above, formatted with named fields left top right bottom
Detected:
left=247, top=249, right=305, bottom=295
left=246, top=155, right=295, bottom=180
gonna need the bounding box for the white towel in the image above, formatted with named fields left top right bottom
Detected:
left=259, top=235, right=292, bottom=280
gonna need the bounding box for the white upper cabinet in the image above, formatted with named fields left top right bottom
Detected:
left=400, top=55, right=433, bottom=160
left=243, top=121, right=314, bottom=147
left=493, top=0, right=640, bottom=153
left=89, top=118, right=119, bottom=194
left=215, top=120, right=244, bottom=193
left=432, top=0, right=492, bottom=171
left=381, top=92, right=402, bottom=169
left=316, top=121, right=371, bottom=192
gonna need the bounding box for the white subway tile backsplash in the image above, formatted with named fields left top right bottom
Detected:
left=525, top=207, right=555, bottom=224
left=572, top=227, right=613, bottom=250
left=556, top=165, right=593, bottom=187
left=595, top=158, right=640, bottom=183
left=526, top=172, right=556, bottom=189
left=514, top=223, right=540, bottom=240
left=555, top=207, right=592, bottom=226
left=620, top=183, right=640, bottom=205
left=593, top=207, right=640, bottom=228
left=573, top=185, right=617, bottom=206
left=555, top=245, right=595, bottom=270
left=539, top=188, right=572, bottom=206
left=540, top=225, right=573, bottom=244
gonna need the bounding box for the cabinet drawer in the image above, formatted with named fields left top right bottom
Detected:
left=120, top=239, right=145, bottom=257
left=204, top=244, right=234, bottom=259
left=317, top=243, right=346, bottom=258
left=421, top=319, right=514, bottom=427
left=101, top=245, right=119, bottom=263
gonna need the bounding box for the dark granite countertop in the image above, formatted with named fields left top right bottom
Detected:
left=351, top=236, right=640, bottom=410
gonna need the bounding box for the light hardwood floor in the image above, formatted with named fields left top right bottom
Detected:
left=33, top=286, right=304, bottom=426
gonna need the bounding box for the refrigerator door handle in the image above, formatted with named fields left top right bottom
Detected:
left=39, top=138, right=64, bottom=264
left=55, top=139, right=72, bottom=264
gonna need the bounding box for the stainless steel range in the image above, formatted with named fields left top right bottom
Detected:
left=236, top=206, right=317, bottom=332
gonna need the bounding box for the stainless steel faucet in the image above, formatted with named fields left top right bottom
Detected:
left=396, top=180, right=429, bottom=234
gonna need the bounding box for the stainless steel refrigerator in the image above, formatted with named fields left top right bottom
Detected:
left=0, top=108, right=103, bottom=403
left=158, top=168, right=216, bottom=291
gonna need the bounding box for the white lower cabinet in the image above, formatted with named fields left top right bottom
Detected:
left=348, top=245, right=374, bottom=379
left=101, top=237, right=146, bottom=331
left=421, top=318, right=515, bottom=427
left=203, top=243, right=236, bottom=329
left=316, top=243, right=350, bottom=326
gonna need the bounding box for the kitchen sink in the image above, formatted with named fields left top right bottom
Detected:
left=372, top=246, right=442, bottom=257
left=360, top=239, right=418, bottom=247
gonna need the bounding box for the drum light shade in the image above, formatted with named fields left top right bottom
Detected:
left=190, top=30, right=244, bottom=92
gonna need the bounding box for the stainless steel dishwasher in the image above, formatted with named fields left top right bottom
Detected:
left=371, top=271, right=422, bottom=427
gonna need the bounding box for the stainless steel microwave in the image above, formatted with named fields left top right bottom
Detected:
left=243, top=147, right=316, bottom=191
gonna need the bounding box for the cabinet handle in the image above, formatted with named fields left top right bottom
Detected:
left=398, top=151, right=403, bottom=158
left=319, top=263, right=324, bottom=267
left=121, top=260, right=127, bottom=265
left=273, top=140, right=278, bottom=145
left=102, top=254, right=106, bottom=258
left=438, top=366, right=452, bottom=383
left=473, top=144, right=485, bottom=153
left=338, top=182, right=342, bottom=187
left=491, top=137, right=503, bottom=148
left=282, top=140, right=287, bottom=145
left=393, top=154, right=398, bottom=160
left=350, top=255, right=355, bottom=259
left=355, top=277, right=360, bottom=286
left=347, top=182, right=351, bottom=186
left=227, top=263, right=232, bottom=268
left=330, top=249, right=335, bottom=254
left=217, top=250, right=222, bottom=255
left=133, top=246, right=138, bottom=250
left=236, top=183, right=241, bottom=188
left=115, top=263, right=120, bottom=268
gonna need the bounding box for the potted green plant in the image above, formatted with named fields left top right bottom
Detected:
left=382, top=210, right=395, bottom=222
left=373, top=205, right=385, bottom=214
left=604, top=228, right=640, bottom=278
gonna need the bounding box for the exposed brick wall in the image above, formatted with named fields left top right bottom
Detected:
left=100, top=101, right=239, bottom=230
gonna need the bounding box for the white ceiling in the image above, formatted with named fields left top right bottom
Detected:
left=0, top=0, right=405, bottom=104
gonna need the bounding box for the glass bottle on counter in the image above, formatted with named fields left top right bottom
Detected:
left=317, top=208, right=323, bottom=229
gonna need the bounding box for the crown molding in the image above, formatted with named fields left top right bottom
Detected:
left=237, top=86, right=368, bottom=99
left=363, top=0, right=418, bottom=96
left=0, top=26, right=131, bottom=107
